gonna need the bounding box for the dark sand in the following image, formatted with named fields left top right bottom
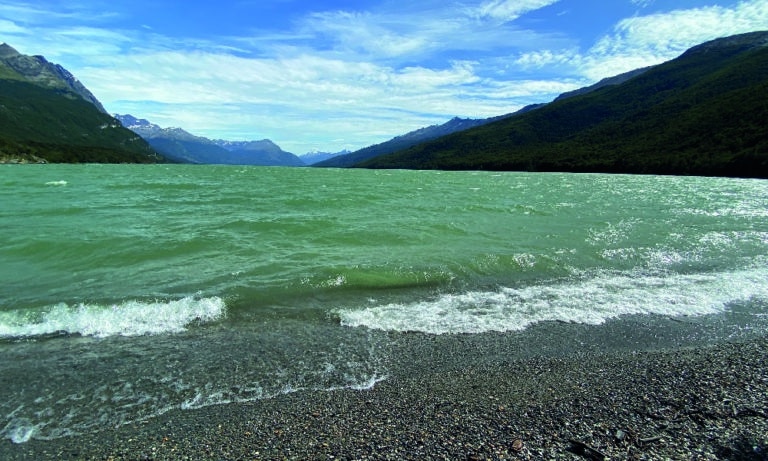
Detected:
left=2, top=316, right=767, bottom=460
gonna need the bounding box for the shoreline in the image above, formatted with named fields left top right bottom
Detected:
left=3, top=333, right=767, bottom=460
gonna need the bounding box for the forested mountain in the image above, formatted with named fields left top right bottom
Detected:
left=313, top=116, right=504, bottom=168
left=357, top=32, right=768, bottom=178
left=0, top=43, right=163, bottom=164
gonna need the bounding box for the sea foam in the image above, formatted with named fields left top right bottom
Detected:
left=0, top=296, right=225, bottom=339
left=337, top=267, right=768, bottom=334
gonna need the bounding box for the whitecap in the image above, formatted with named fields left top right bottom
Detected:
left=337, top=267, right=768, bottom=335
left=0, top=296, right=226, bottom=339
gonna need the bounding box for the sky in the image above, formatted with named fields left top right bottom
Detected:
left=1, top=0, right=767, bottom=154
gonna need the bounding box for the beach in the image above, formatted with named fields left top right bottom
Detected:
left=3, top=318, right=766, bottom=461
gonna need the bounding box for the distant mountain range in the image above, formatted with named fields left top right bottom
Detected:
left=114, top=114, right=304, bottom=166
left=357, top=31, right=768, bottom=178
left=299, top=149, right=351, bottom=165
left=0, top=43, right=162, bottom=163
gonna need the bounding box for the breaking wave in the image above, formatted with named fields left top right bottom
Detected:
left=0, top=296, right=225, bottom=339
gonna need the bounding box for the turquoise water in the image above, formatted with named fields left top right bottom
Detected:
left=1, top=164, right=767, bottom=443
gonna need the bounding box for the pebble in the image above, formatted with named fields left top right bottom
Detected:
left=2, top=337, right=767, bottom=460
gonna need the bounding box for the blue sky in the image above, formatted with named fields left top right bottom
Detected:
left=1, top=0, right=766, bottom=153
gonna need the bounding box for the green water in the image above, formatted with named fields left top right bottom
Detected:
left=1, top=164, right=767, bottom=443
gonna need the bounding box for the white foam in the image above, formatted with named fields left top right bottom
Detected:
left=0, top=296, right=225, bottom=339
left=337, top=267, right=768, bottom=334
left=344, top=374, right=389, bottom=391
left=6, top=419, right=38, bottom=444
left=44, top=180, right=67, bottom=186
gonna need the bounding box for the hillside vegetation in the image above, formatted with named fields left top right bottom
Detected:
left=314, top=117, right=506, bottom=168
left=358, top=32, right=768, bottom=178
left=0, top=80, right=163, bottom=163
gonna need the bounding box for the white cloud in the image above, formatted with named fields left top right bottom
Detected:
left=471, top=0, right=561, bottom=22
left=295, top=3, right=567, bottom=63
left=483, top=79, right=582, bottom=99
left=515, top=49, right=579, bottom=69
left=0, top=18, right=26, bottom=34
left=299, top=10, right=432, bottom=58
left=82, top=52, right=487, bottom=113
left=582, top=0, right=768, bottom=79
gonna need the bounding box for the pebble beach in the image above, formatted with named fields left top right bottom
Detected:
left=3, top=317, right=767, bottom=461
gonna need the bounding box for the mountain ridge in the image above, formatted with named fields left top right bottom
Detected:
left=313, top=116, right=507, bottom=168
left=115, top=114, right=305, bottom=166
left=300, top=149, right=351, bottom=165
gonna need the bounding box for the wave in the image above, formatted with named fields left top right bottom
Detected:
left=0, top=296, right=225, bottom=339
left=336, top=267, right=768, bottom=334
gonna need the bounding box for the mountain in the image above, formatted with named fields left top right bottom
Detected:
left=0, top=44, right=163, bottom=164
left=313, top=116, right=504, bottom=168
left=115, top=114, right=232, bottom=164
left=357, top=31, right=768, bottom=178
left=0, top=43, right=107, bottom=113
left=212, top=139, right=306, bottom=166
left=115, top=114, right=305, bottom=166
left=300, top=149, right=351, bottom=165
left=553, top=66, right=653, bottom=102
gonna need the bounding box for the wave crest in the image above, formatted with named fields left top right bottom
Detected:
left=337, top=268, right=768, bottom=334
left=0, top=296, right=225, bottom=339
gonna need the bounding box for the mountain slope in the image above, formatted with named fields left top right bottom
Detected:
left=0, top=45, right=163, bottom=164
left=116, top=114, right=305, bottom=166
left=358, top=32, right=768, bottom=178
left=0, top=43, right=107, bottom=113
left=213, top=140, right=306, bottom=166
left=314, top=116, right=507, bottom=168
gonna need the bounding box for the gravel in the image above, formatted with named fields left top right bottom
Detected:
left=3, top=332, right=767, bottom=460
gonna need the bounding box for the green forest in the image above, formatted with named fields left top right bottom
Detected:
left=0, top=80, right=163, bottom=163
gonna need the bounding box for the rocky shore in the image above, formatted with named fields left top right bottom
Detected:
left=3, top=334, right=767, bottom=460
left=0, top=153, right=47, bottom=164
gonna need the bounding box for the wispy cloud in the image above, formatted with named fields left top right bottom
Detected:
left=470, top=0, right=561, bottom=22
left=581, top=0, right=768, bottom=79
left=0, top=18, right=27, bottom=34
